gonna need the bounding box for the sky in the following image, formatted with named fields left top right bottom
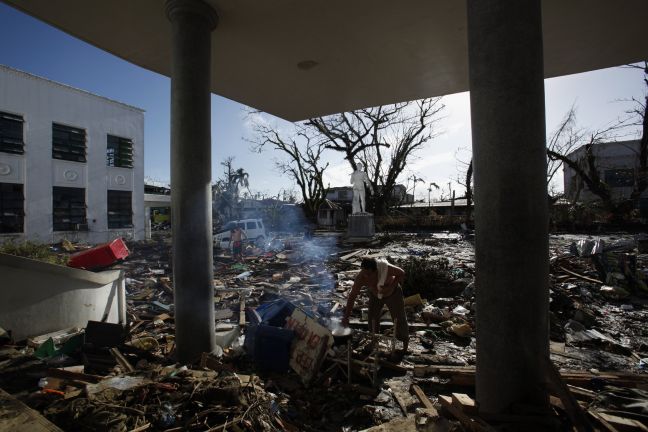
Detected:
left=0, top=3, right=645, bottom=202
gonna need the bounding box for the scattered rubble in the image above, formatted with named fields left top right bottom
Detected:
left=0, top=231, right=647, bottom=431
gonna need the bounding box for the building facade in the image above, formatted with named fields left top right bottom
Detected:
left=0, top=65, right=145, bottom=243
left=563, top=140, right=648, bottom=214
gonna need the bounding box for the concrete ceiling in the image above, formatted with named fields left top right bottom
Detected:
left=4, top=0, right=648, bottom=121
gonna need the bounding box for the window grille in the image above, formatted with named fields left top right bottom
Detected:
left=107, top=135, right=133, bottom=168
left=53, top=187, right=86, bottom=231
left=53, top=123, right=86, bottom=162
left=0, top=183, right=24, bottom=233
left=604, top=169, right=634, bottom=187
left=0, top=112, right=24, bottom=154
left=108, top=190, right=132, bottom=229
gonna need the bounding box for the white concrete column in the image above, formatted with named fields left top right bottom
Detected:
left=165, top=0, right=218, bottom=363
left=467, top=0, right=550, bottom=417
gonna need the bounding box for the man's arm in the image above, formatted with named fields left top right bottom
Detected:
left=342, top=275, right=363, bottom=326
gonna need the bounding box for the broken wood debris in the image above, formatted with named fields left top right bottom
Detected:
left=1, top=232, right=647, bottom=431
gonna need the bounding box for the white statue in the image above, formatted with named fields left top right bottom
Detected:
left=350, top=162, right=373, bottom=213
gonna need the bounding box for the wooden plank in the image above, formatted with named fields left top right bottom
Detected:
left=410, top=385, right=439, bottom=418
left=340, top=249, right=365, bottom=261
left=46, top=368, right=103, bottom=384
left=0, top=388, right=63, bottom=431
left=128, top=423, right=152, bottom=432
left=412, top=365, right=648, bottom=389
left=438, top=395, right=491, bottom=432
left=591, top=411, right=648, bottom=432
left=452, top=393, right=477, bottom=415
left=239, top=292, right=246, bottom=327
left=364, top=355, right=411, bottom=373
left=567, top=384, right=597, bottom=402
left=359, top=415, right=417, bottom=432
left=330, top=302, right=340, bottom=315
left=549, top=395, right=565, bottom=410
left=110, top=347, right=135, bottom=373
left=589, top=411, right=622, bottom=432
left=390, top=385, right=409, bottom=416
left=543, top=357, right=595, bottom=432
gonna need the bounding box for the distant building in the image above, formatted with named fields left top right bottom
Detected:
left=398, top=198, right=468, bottom=216
left=563, top=139, right=648, bottom=214
left=389, top=184, right=414, bottom=204
left=326, top=184, right=413, bottom=205
left=325, top=186, right=353, bottom=203
left=144, top=183, right=171, bottom=236
left=239, top=198, right=285, bottom=219
left=317, top=199, right=345, bottom=228
left=0, top=65, right=145, bottom=243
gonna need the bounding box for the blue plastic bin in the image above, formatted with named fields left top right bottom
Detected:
left=245, top=324, right=294, bottom=372
left=254, top=299, right=295, bottom=327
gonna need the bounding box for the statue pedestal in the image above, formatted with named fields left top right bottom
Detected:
left=347, top=213, right=375, bottom=239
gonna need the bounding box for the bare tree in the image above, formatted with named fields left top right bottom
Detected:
left=546, top=105, right=586, bottom=194
left=624, top=61, right=648, bottom=207
left=463, top=160, right=474, bottom=223
left=306, top=98, right=445, bottom=215
left=547, top=132, right=615, bottom=209
left=547, top=62, right=647, bottom=216
left=250, top=122, right=329, bottom=219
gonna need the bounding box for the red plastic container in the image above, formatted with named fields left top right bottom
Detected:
left=68, top=238, right=130, bottom=270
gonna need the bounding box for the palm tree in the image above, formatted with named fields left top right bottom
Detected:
left=428, top=182, right=439, bottom=206
left=229, top=168, right=251, bottom=198
left=408, top=175, right=425, bottom=205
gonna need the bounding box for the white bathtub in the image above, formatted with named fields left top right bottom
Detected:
left=0, top=253, right=126, bottom=341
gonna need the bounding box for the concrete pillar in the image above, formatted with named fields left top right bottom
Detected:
left=467, top=0, right=550, bottom=416
left=165, top=0, right=218, bottom=363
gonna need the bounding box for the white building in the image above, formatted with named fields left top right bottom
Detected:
left=0, top=65, right=144, bottom=243
left=563, top=139, right=648, bottom=214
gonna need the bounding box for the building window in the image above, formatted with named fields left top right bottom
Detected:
left=604, top=168, right=634, bottom=187
left=0, top=183, right=24, bottom=233
left=107, top=135, right=133, bottom=168
left=108, top=190, right=132, bottom=229
left=52, top=123, right=86, bottom=162
left=0, top=112, right=24, bottom=154
left=53, top=187, right=86, bottom=231
left=338, top=190, right=350, bottom=200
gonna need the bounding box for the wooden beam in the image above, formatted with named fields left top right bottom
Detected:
left=410, top=385, right=439, bottom=418
left=239, top=292, right=246, bottom=327
left=438, top=395, right=493, bottom=432
left=452, top=393, right=477, bottom=415
left=110, top=347, right=135, bottom=373
left=543, top=357, right=595, bottom=432
left=590, top=411, right=648, bottom=432
left=0, top=388, right=63, bottom=431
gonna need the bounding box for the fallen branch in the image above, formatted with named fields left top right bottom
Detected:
left=558, top=266, right=603, bottom=284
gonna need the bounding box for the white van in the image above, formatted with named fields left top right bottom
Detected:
left=213, top=219, right=267, bottom=250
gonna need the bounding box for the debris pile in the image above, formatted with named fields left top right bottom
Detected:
left=0, top=231, right=647, bottom=431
